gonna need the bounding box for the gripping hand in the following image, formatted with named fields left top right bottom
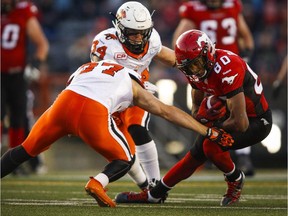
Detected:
left=196, top=95, right=227, bottom=126
left=205, top=127, right=234, bottom=147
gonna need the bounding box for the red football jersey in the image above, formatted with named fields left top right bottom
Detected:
left=187, top=49, right=269, bottom=117
left=179, top=0, right=242, bottom=54
left=1, top=1, right=38, bottom=73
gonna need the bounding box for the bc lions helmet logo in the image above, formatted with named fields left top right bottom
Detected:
left=117, top=9, right=126, bottom=20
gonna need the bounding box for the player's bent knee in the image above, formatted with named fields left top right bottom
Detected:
left=128, top=125, right=152, bottom=145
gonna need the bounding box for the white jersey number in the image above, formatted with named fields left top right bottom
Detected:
left=200, top=18, right=237, bottom=45
left=214, top=55, right=263, bottom=95
left=1, top=24, right=20, bottom=49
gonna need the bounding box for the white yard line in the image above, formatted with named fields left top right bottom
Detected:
left=1, top=200, right=287, bottom=211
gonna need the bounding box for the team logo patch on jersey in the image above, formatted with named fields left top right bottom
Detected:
left=222, top=74, right=238, bottom=85
left=223, top=69, right=232, bottom=75
left=261, top=118, right=269, bottom=125
left=114, top=52, right=127, bottom=60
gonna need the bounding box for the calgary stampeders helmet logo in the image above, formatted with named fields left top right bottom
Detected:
left=196, top=33, right=209, bottom=49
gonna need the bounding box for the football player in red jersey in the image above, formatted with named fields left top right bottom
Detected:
left=172, top=0, right=254, bottom=58
left=172, top=0, right=255, bottom=175
left=1, top=0, right=49, bottom=174
left=115, top=30, right=272, bottom=206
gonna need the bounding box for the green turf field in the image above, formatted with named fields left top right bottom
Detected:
left=1, top=169, right=287, bottom=216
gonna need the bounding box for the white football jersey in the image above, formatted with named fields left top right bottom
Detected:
left=90, top=27, right=162, bottom=76
left=66, top=60, right=142, bottom=113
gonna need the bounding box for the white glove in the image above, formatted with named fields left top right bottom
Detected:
left=144, top=81, right=158, bottom=94
left=24, top=65, right=40, bottom=82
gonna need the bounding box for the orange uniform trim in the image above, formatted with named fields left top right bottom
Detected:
left=122, top=42, right=149, bottom=60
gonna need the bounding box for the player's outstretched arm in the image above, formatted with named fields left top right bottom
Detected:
left=132, top=80, right=234, bottom=147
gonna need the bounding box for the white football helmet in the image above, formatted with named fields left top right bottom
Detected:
left=112, top=1, right=153, bottom=54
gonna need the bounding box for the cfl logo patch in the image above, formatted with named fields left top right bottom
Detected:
left=115, top=52, right=127, bottom=60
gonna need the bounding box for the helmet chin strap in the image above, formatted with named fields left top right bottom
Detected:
left=189, top=70, right=208, bottom=83
left=198, top=69, right=208, bottom=81
left=124, top=40, right=145, bottom=54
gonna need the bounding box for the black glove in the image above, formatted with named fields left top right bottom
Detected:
left=241, top=48, right=253, bottom=63
left=205, top=127, right=234, bottom=147
left=31, top=58, right=42, bottom=69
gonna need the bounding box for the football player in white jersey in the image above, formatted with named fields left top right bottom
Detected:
left=90, top=1, right=176, bottom=190
left=1, top=59, right=233, bottom=207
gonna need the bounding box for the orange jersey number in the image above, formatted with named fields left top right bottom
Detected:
left=91, top=40, right=107, bottom=59
left=80, top=62, right=124, bottom=77
left=67, top=62, right=124, bottom=86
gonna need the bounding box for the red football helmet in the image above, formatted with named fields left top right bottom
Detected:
left=175, top=30, right=216, bottom=82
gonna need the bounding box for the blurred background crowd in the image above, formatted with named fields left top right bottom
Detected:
left=34, top=0, right=287, bottom=81
left=4, top=0, right=287, bottom=171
